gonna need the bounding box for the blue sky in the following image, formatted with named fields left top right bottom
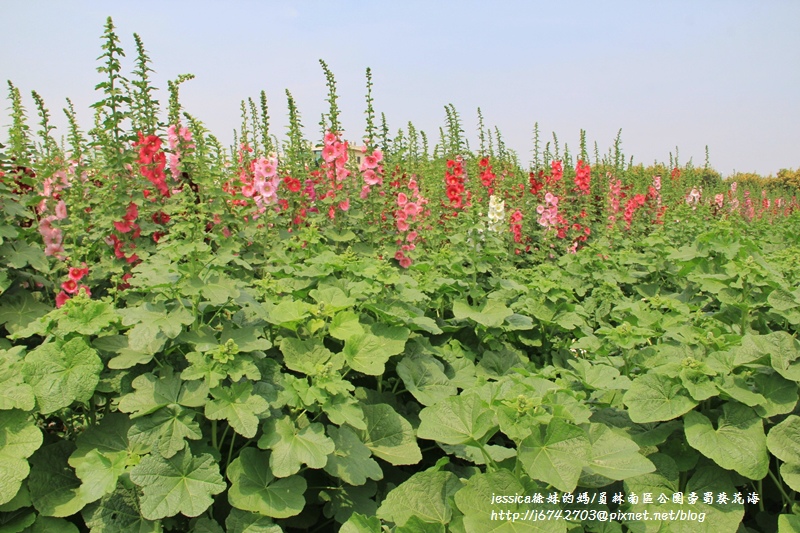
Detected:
left=2, top=1, right=798, bottom=176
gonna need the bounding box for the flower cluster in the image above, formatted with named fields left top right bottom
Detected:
left=509, top=209, right=523, bottom=243
left=133, top=132, right=169, bottom=197
left=537, top=192, right=561, bottom=228
left=444, top=158, right=467, bottom=210
left=394, top=176, right=427, bottom=268
left=623, top=194, right=647, bottom=229
left=478, top=157, right=496, bottom=194
left=487, top=195, right=505, bottom=233
left=686, top=187, right=701, bottom=208
left=167, top=124, right=194, bottom=179
left=55, top=263, right=90, bottom=308
left=107, top=202, right=141, bottom=263
left=574, top=160, right=591, bottom=195
left=607, top=177, right=623, bottom=226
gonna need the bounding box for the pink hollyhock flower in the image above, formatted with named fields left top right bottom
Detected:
left=397, top=193, right=408, bottom=206
left=404, top=202, right=420, bottom=218
left=242, top=184, right=255, bottom=197
left=360, top=185, right=370, bottom=199
left=68, top=264, right=89, bottom=282
left=55, top=200, right=68, bottom=220
left=324, top=132, right=337, bottom=144
left=396, top=220, right=410, bottom=232
left=399, top=256, right=412, bottom=268
left=339, top=199, right=350, bottom=211
left=61, top=279, right=79, bottom=294
left=406, top=231, right=418, bottom=242
left=394, top=250, right=405, bottom=261
left=363, top=169, right=381, bottom=185
left=55, top=291, right=70, bottom=308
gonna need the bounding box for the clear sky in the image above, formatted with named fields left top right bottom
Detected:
left=2, top=1, right=798, bottom=176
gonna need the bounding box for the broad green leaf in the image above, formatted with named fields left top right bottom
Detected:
left=0, top=241, right=48, bottom=272
left=72, top=449, right=128, bottom=504
left=54, top=297, right=118, bottom=336
left=28, top=440, right=88, bottom=517
left=623, top=461, right=744, bottom=533
left=191, top=517, right=224, bottom=533
left=128, top=405, right=203, bottom=459
left=119, top=302, right=193, bottom=354
left=455, top=470, right=563, bottom=533
left=280, top=337, right=335, bottom=375
left=767, top=415, right=800, bottom=464
left=309, top=286, right=355, bottom=312
left=417, top=394, right=496, bottom=445
left=322, top=394, right=366, bottom=430
left=329, top=311, right=364, bottom=340
left=759, top=331, right=800, bottom=381
left=583, top=423, right=655, bottom=482
left=452, top=299, right=512, bottom=328
left=81, top=484, right=161, bottom=533
left=319, top=481, right=377, bottom=523
left=684, top=403, right=768, bottom=479
left=355, top=403, right=421, bottom=466
left=118, top=369, right=207, bottom=417
left=0, top=509, right=36, bottom=532
left=395, top=516, right=446, bottom=532
left=768, top=287, right=800, bottom=311
left=518, top=418, right=590, bottom=493
left=778, top=514, right=800, bottom=533
left=324, top=425, right=383, bottom=485
left=224, top=508, right=282, bottom=533
left=623, top=373, right=697, bottom=423
left=23, top=515, right=80, bottom=533
left=343, top=324, right=409, bottom=375
left=227, top=448, right=306, bottom=518
left=340, top=512, right=382, bottom=533
left=199, top=273, right=240, bottom=305
left=377, top=468, right=462, bottom=526
left=0, top=410, right=42, bottom=505
left=267, top=300, right=312, bottom=328
left=396, top=354, right=457, bottom=406
left=257, top=416, right=334, bottom=477
left=129, top=444, right=225, bottom=520
left=780, top=462, right=800, bottom=492
left=0, top=289, right=51, bottom=335
left=205, top=382, right=269, bottom=439
left=22, top=337, right=102, bottom=414
left=0, top=346, right=35, bottom=410
left=753, top=372, right=798, bottom=417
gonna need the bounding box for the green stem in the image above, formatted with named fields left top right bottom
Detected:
left=226, top=432, right=237, bottom=469
left=767, top=468, right=792, bottom=508
left=211, top=420, right=218, bottom=449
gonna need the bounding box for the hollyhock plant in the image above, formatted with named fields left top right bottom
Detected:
left=574, top=160, right=591, bottom=195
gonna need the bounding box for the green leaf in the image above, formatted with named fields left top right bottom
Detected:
left=128, top=405, right=203, bottom=459
left=583, top=423, right=655, bottom=482
left=28, top=440, right=87, bottom=517
left=280, top=337, right=335, bottom=375
left=455, top=470, right=562, bottom=533
left=452, top=299, right=512, bottom=328
left=0, top=241, right=48, bottom=272
left=54, top=297, right=118, bottom=336
left=329, top=311, right=364, bottom=341
left=518, top=418, right=590, bottom=493
left=22, top=515, right=79, bottom=533
left=417, top=394, right=496, bottom=445
left=82, top=483, right=162, bottom=533
left=760, top=331, right=800, bottom=381
left=257, top=416, right=334, bottom=477
left=396, top=354, right=458, bottom=407
left=119, top=302, right=193, bottom=354
left=0, top=347, right=35, bottom=411
left=685, top=403, right=768, bottom=479
left=129, top=444, right=225, bottom=520
left=224, top=508, right=282, bottom=533
left=69, top=413, right=144, bottom=503
left=0, top=410, right=42, bottom=505
left=355, top=404, right=422, bottom=466
left=0, top=290, right=51, bottom=335
left=227, top=448, right=306, bottom=518
left=22, top=337, right=102, bottom=414
left=309, top=286, right=355, bottom=312
left=377, top=468, right=462, bottom=526
left=266, top=300, right=312, bottom=328
left=205, top=382, right=269, bottom=439
left=343, top=324, right=409, bottom=375
left=780, top=462, right=800, bottom=492
left=623, top=373, right=697, bottom=423
left=767, top=415, right=800, bottom=464
left=340, top=513, right=382, bottom=533
left=118, top=370, right=207, bottom=417
left=778, top=514, right=800, bottom=533
left=324, top=425, right=383, bottom=485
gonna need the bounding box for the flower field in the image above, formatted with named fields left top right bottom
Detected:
left=2, top=18, right=800, bottom=533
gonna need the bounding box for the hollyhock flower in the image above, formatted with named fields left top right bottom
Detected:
left=363, top=169, right=381, bottom=185
left=55, top=291, right=70, bottom=308
left=407, top=231, right=418, bottom=242
left=574, top=160, right=591, bottom=195
left=360, top=185, right=370, bottom=199
left=55, top=200, right=68, bottom=220
left=68, top=264, right=89, bottom=282
left=399, top=256, right=412, bottom=268
left=397, top=192, right=408, bottom=206
left=241, top=184, right=255, bottom=197
left=394, top=250, right=405, bottom=261
left=61, top=279, right=79, bottom=294
left=339, top=199, right=350, bottom=211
